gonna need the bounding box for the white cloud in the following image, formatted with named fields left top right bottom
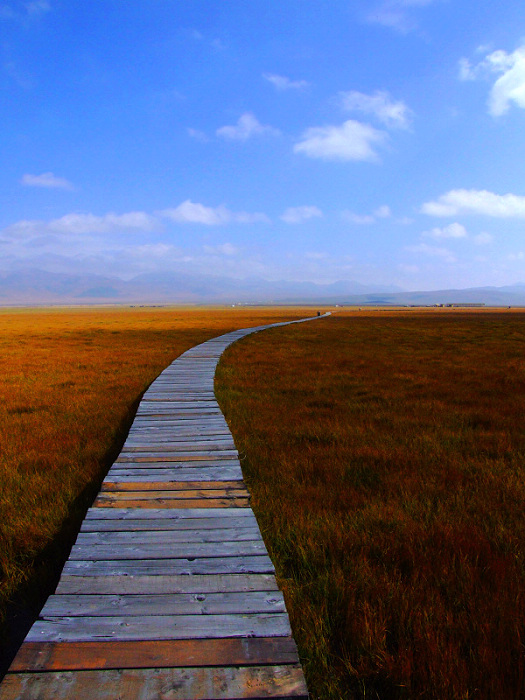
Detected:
left=21, top=172, right=74, bottom=190
left=216, top=112, right=280, bottom=141
left=508, top=251, right=525, bottom=261
left=407, top=242, right=457, bottom=263
left=1, top=1, right=50, bottom=20
left=159, top=200, right=269, bottom=225
left=50, top=212, right=158, bottom=235
left=263, top=73, right=309, bottom=91
left=422, top=189, right=525, bottom=218
left=203, top=243, right=239, bottom=256
left=473, top=232, right=493, bottom=245
left=1, top=211, right=159, bottom=239
left=341, top=205, right=391, bottom=224
left=374, top=205, right=392, bottom=218
left=367, top=0, right=436, bottom=33
left=459, top=45, right=525, bottom=116
left=294, top=119, right=387, bottom=162
left=25, top=1, right=50, bottom=16
left=422, top=222, right=467, bottom=239
left=280, top=206, right=323, bottom=224
left=187, top=128, right=209, bottom=142
left=339, top=90, right=413, bottom=129
left=341, top=211, right=375, bottom=225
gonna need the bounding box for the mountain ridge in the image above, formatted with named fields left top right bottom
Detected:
left=0, top=268, right=524, bottom=306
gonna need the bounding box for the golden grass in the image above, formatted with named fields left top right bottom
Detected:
left=0, top=305, right=311, bottom=668
left=215, top=310, right=525, bottom=700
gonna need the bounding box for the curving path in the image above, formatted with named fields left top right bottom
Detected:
left=1, top=315, right=328, bottom=700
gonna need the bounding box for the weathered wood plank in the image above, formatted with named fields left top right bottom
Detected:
left=101, top=480, right=245, bottom=492
left=61, top=555, right=275, bottom=576
left=119, top=443, right=237, bottom=452
left=109, top=459, right=241, bottom=469
left=40, top=591, right=286, bottom=617
left=9, top=637, right=300, bottom=671
left=75, top=527, right=262, bottom=545
left=95, top=489, right=249, bottom=501
left=27, top=613, right=292, bottom=642
left=68, top=540, right=267, bottom=560
left=55, top=574, right=279, bottom=595
left=84, top=507, right=254, bottom=520
left=115, top=452, right=238, bottom=462
left=103, top=469, right=244, bottom=481
left=0, top=665, right=308, bottom=699
left=93, top=496, right=251, bottom=508
left=80, top=515, right=258, bottom=532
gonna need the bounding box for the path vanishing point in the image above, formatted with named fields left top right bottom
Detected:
left=1, top=315, right=328, bottom=699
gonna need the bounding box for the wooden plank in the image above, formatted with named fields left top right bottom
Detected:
left=80, top=515, right=258, bottom=533
left=55, top=574, right=279, bottom=595
left=27, top=613, right=292, bottom=642
left=68, top=540, right=267, bottom=560
left=9, top=637, right=300, bottom=671
left=95, top=488, right=249, bottom=500
left=120, top=442, right=236, bottom=452
left=109, top=459, right=241, bottom=470
left=75, top=527, right=262, bottom=545
left=115, top=452, right=238, bottom=462
left=84, top=507, right=254, bottom=520
left=40, top=591, right=286, bottom=617
left=93, top=496, right=251, bottom=508
left=102, top=470, right=244, bottom=482
left=0, top=665, right=308, bottom=699
left=101, top=480, right=245, bottom=492
left=61, top=555, right=275, bottom=576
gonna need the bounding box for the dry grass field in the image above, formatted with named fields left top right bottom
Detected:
left=1, top=306, right=524, bottom=698
left=0, top=305, right=309, bottom=672
left=215, top=310, right=525, bottom=700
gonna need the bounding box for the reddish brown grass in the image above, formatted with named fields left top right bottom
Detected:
left=215, top=310, right=525, bottom=699
left=0, top=305, right=310, bottom=670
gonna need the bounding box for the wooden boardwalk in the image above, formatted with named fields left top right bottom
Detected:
left=1, top=317, right=326, bottom=699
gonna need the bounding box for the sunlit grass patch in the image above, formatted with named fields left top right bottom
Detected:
left=216, top=311, right=525, bottom=700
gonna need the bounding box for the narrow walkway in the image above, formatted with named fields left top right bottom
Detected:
left=1, top=316, right=326, bottom=699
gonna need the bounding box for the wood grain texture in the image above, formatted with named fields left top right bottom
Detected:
left=0, top=665, right=308, bottom=699
left=9, top=637, right=300, bottom=671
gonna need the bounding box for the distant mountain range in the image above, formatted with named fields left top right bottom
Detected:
left=0, top=268, right=524, bottom=306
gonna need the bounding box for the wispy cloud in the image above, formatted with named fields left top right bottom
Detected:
left=422, top=189, right=525, bottom=218
left=159, top=200, right=269, bottom=225
left=263, top=73, right=309, bottom=91
left=294, top=119, right=387, bottom=162
left=216, top=112, right=280, bottom=141
left=422, top=222, right=467, bottom=239
left=187, top=128, right=209, bottom=143
left=203, top=243, right=239, bottom=256
left=406, top=242, right=457, bottom=263
left=339, top=90, right=413, bottom=129
left=1, top=0, right=50, bottom=21
left=341, top=205, right=392, bottom=224
left=459, top=45, right=525, bottom=116
left=2, top=211, right=159, bottom=240
left=280, top=206, right=323, bottom=224
left=366, top=0, right=436, bottom=33
left=21, top=172, right=74, bottom=190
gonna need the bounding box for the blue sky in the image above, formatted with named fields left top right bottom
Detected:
left=2, top=0, right=525, bottom=290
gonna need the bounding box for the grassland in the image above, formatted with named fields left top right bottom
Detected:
left=0, top=305, right=310, bottom=671
left=215, top=310, right=525, bottom=699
